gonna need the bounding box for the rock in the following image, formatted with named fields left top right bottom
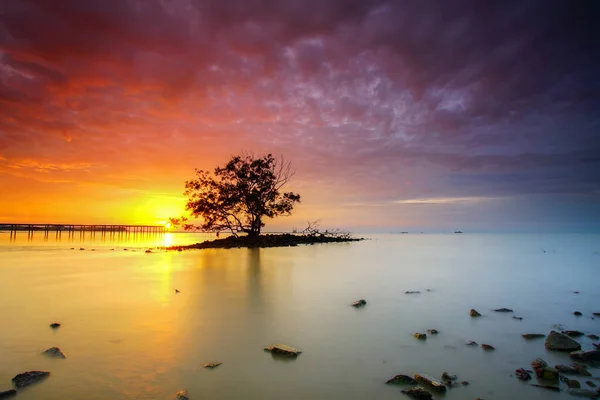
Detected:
left=546, top=330, right=581, bottom=351
left=588, top=334, right=599, bottom=340
left=513, top=316, right=523, bottom=320
left=556, top=364, right=581, bottom=374
left=204, top=362, right=221, bottom=368
left=405, top=291, right=421, bottom=294
left=482, top=344, right=495, bottom=351
left=564, top=330, right=585, bottom=337
left=0, top=390, right=17, bottom=399
left=427, top=329, right=438, bottom=335
left=571, top=364, right=592, bottom=376
left=413, top=332, right=427, bottom=340
left=593, top=313, right=600, bottom=317
left=465, top=340, right=478, bottom=346
left=522, top=333, right=545, bottom=339
left=175, top=289, right=180, bottom=293
left=414, top=374, right=447, bottom=392
left=401, top=387, right=433, bottom=399
left=531, top=384, right=561, bottom=392
left=515, top=368, right=531, bottom=380
left=264, top=344, right=301, bottom=357
left=594, top=343, right=599, bottom=349
left=49, top=322, right=61, bottom=329
left=470, top=309, right=482, bottom=317
left=12, top=371, right=50, bottom=388
left=352, top=299, right=367, bottom=307
left=532, top=358, right=548, bottom=369
left=145, top=249, right=152, bottom=253
left=494, top=308, right=513, bottom=312
left=461, top=381, right=469, bottom=385
left=567, top=389, right=600, bottom=398
left=587, top=381, right=597, bottom=388
left=566, top=379, right=582, bottom=388
left=42, top=347, right=66, bottom=358
left=175, top=389, right=189, bottom=400
left=570, top=350, right=600, bottom=362
left=386, top=374, right=417, bottom=385
left=441, top=372, right=457, bottom=382
left=575, top=311, right=583, bottom=316
left=535, top=367, right=559, bottom=381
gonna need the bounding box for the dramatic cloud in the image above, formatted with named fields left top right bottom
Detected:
left=0, top=0, right=598, bottom=230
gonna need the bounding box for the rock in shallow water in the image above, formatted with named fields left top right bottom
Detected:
left=12, top=371, right=50, bottom=388
left=175, top=389, right=189, bottom=400
left=401, top=387, right=433, bottom=399
left=351, top=299, right=367, bottom=308
left=522, top=333, right=545, bottom=339
left=465, top=340, right=478, bottom=346
left=413, top=332, right=427, bottom=340
left=494, top=308, right=513, bottom=312
left=515, top=368, right=531, bottom=381
left=264, top=344, right=301, bottom=357
left=469, top=309, right=482, bottom=317
left=570, top=350, right=600, bottom=362
left=482, top=344, right=495, bottom=351
left=49, top=323, right=60, bottom=329
left=545, top=330, right=581, bottom=351
left=203, top=362, right=221, bottom=369
left=531, top=358, right=548, bottom=369
left=43, top=347, right=66, bottom=358
left=0, top=390, right=17, bottom=398
left=386, top=374, right=417, bottom=385
left=563, top=330, right=585, bottom=337
left=427, top=329, right=438, bottom=335
left=414, top=374, right=447, bottom=392
left=567, top=388, right=600, bottom=398
left=531, top=384, right=560, bottom=392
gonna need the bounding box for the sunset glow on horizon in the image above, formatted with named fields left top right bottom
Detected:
left=1, top=1, right=598, bottom=232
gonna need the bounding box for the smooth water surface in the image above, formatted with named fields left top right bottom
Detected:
left=0, top=232, right=599, bottom=399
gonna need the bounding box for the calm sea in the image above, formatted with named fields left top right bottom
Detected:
left=0, top=232, right=599, bottom=399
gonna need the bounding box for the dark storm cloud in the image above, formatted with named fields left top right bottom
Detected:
left=0, top=0, right=599, bottom=209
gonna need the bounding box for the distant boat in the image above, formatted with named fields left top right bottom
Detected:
left=454, top=231, right=463, bottom=234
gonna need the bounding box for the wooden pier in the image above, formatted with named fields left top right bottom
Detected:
left=1, top=223, right=167, bottom=240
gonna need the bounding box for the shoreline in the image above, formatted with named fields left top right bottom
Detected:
left=165, top=233, right=363, bottom=250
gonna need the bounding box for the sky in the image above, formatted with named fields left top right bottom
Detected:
left=0, top=0, right=599, bottom=233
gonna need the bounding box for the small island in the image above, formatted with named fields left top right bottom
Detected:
left=167, top=153, right=363, bottom=250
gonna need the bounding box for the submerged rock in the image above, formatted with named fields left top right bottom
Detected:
left=401, top=387, right=433, bottom=399
left=405, top=291, right=421, bottom=295
left=515, top=368, right=531, bottom=381
left=586, top=381, right=597, bottom=388
left=535, top=367, right=559, bottom=381
left=441, top=372, right=457, bottom=382
left=566, top=379, right=582, bottom=389
left=470, top=309, right=482, bottom=317
left=43, top=347, right=66, bottom=358
left=556, top=364, right=581, bottom=374
left=574, top=311, right=583, bottom=316
left=427, top=329, right=439, bottom=335
left=49, top=322, right=61, bottom=329
left=522, top=333, right=545, bottom=339
left=567, top=389, right=600, bottom=398
left=465, top=340, right=478, bottom=346
left=12, top=371, right=50, bottom=388
left=494, top=308, right=513, bottom=312
left=482, top=344, right=495, bottom=351
left=414, top=374, right=447, bottom=392
left=352, top=299, right=367, bottom=308
left=264, top=344, right=301, bottom=357
left=203, top=362, right=222, bottom=369
left=570, top=350, right=600, bottom=362
left=175, top=389, right=189, bottom=400
left=531, top=384, right=561, bottom=392
left=546, top=330, right=581, bottom=351
left=385, top=374, right=417, bottom=385
left=563, top=330, right=585, bottom=337
left=593, top=313, right=600, bottom=317
left=513, top=316, right=523, bottom=320
left=0, top=390, right=17, bottom=398
left=588, top=334, right=599, bottom=340
left=413, top=332, right=427, bottom=340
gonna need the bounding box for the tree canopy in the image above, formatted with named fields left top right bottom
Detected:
left=181, top=153, right=301, bottom=237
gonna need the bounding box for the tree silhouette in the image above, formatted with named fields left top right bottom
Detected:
left=182, top=153, right=301, bottom=237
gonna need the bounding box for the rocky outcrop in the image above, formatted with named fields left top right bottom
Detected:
left=570, top=350, right=600, bottom=362
left=588, top=334, right=599, bottom=340
left=535, top=367, right=559, bottom=381
left=264, top=344, right=302, bottom=357
left=469, top=309, right=482, bottom=317
left=574, top=311, right=583, bottom=316
left=531, top=358, right=548, bottom=369
left=43, top=347, right=66, bottom=358
left=413, top=333, right=427, bottom=340
left=545, top=330, right=581, bottom=351
left=385, top=374, right=417, bottom=385
left=494, top=308, right=513, bottom=312
left=401, top=387, right=433, bottom=399
left=203, top=362, right=222, bottom=368
left=0, top=390, right=17, bottom=398
left=12, top=371, right=50, bottom=388
left=563, top=330, right=585, bottom=337
left=414, top=374, right=447, bottom=392
left=482, top=344, right=495, bottom=351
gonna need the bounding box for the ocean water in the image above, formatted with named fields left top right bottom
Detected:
left=0, top=232, right=599, bottom=399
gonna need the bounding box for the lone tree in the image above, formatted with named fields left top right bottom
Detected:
left=182, top=153, right=301, bottom=237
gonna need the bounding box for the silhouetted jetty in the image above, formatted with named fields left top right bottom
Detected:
left=1, top=223, right=166, bottom=239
